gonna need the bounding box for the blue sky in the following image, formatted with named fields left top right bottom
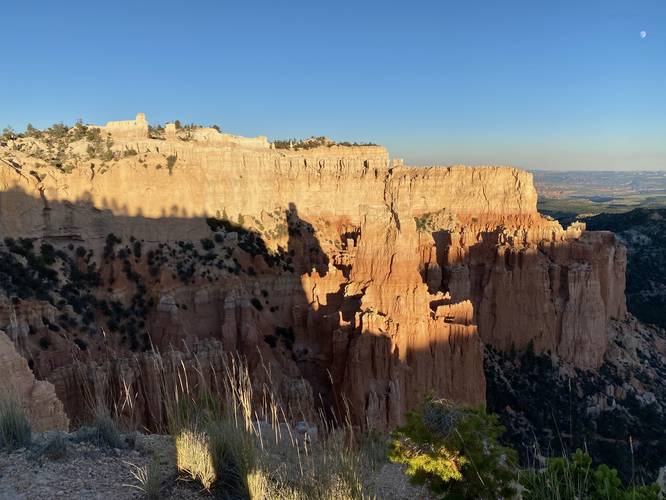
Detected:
left=1, top=0, right=664, bottom=170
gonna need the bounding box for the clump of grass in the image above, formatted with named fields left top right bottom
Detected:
left=175, top=429, right=216, bottom=489
left=93, top=407, right=123, bottom=448
left=125, top=460, right=162, bottom=499
left=208, top=419, right=260, bottom=496
left=42, top=433, right=68, bottom=460
left=164, top=353, right=381, bottom=498
left=0, top=396, right=31, bottom=450
left=264, top=424, right=376, bottom=500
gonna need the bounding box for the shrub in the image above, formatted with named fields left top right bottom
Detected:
left=104, top=233, right=121, bottom=258
left=42, top=433, right=68, bottom=460
left=74, top=338, right=88, bottom=351
left=93, top=408, right=123, bottom=448
left=0, top=396, right=31, bottom=449
left=2, top=126, right=17, bottom=141
left=26, top=123, right=41, bottom=138
left=520, top=449, right=661, bottom=500
left=200, top=238, right=214, bottom=251
left=166, top=155, right=177, bottom=176
left=40, top=243, right=56, bottom=265
left=389, top=397, right=517, bottom=499
left=275, top=326, right=295, bottom=349
left=132, top=240, right=142, bottom=259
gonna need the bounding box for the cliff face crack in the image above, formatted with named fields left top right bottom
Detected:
left=479, top=174, right=490, bottom=212
left=382, top=173, right=401, bottom=230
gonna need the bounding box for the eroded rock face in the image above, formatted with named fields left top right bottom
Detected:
left=0, top=115, right=627, bottom=431
left=418, top=216, right=626, bottom=369
left=0, top=331, right=69, bottom=431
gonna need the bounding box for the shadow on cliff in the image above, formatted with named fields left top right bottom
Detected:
left=0, top=185, right=353, bottom=428
left=420, top=225, right=656, bottom=482
left=0, top=183, right=483, bottom=439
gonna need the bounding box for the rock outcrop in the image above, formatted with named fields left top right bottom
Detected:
left=0, top=114, right=627, bottom=431
left=0, top=331, right=69, bottom=431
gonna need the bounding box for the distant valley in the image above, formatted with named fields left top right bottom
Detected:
left=535, top=171, right=666, bottom=330
left=534, top=170, right=666, bottom=225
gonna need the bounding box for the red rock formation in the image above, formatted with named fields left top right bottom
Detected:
left=417, top=216, right=626, bottom=369
left=332, top=206, right=484, bottom=429
left=0, top=331, right=69, bottom=431
left=0, top=117, right=627, bottom=431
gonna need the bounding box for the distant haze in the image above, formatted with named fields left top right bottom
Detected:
left=1, top=0, right=664, bottom=171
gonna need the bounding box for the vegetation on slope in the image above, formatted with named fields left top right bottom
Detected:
left=272, top=136, right=377, bottom=150
left=584, top=208, right=666, bottom=329
left=485, top=340, right=666, bottom=485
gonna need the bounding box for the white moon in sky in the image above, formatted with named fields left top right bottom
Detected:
left=640, top=30, right=647, bottom=39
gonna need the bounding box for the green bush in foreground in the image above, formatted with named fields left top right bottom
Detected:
left=520, top=448, right=661, bottom=500
left=389, top=397, right=517, bottom=499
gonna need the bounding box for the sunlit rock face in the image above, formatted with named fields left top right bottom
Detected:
left=0, top=115, right=626, bottom=430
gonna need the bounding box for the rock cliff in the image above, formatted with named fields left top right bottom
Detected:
left=0, top=115, right=627, bottom=431
left=0, top=331, right=69, bottom=431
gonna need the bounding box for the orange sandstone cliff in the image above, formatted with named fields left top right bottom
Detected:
left=0, top=115, right=626, bottom=430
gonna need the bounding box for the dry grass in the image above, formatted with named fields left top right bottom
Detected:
left=74, top=348, right=381, bottom=498
left=124, top=459, right=162, bottom=499
left=0, top=395, right=31, bottom=450
left=92, top=406, right=123, bottom=448
left=166, top=354, right=380, bottom=498
left=175, top=429, right=216, bottom=490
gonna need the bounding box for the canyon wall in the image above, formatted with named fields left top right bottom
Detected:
left=0, top=116, right=626, bottom=430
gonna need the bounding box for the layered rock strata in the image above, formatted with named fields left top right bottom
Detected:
left=0, top=115, right=627, bottom=430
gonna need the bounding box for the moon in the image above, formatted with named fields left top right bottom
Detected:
left=640, top=30, right=647, bottom=39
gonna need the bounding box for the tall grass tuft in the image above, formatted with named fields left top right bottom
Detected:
left=93, top=406, right=123, bottom=448
left=208, top=418, right=259, bottom=495
left=175, top=428, right=216, bottom=490
left=0, top=395, right=31, bottom=450
left=124, top=460, right=162, bottom=499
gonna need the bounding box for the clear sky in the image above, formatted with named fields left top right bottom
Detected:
left=1, top=0, right=664, bottom=170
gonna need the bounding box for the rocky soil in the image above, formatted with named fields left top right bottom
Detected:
left=0, top=431, right=186, bottom=500
left=0, top=430, right=428, bottom=500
